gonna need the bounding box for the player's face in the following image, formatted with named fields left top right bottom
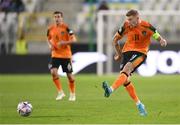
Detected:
left=127, top=15, right=139, bottom=27
left=54, top=14, right=63, bottom=24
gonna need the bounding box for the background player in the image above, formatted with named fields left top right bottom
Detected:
left=102, top=9, right=167, bottom=116
left=47, top=11, right=77, bottom=101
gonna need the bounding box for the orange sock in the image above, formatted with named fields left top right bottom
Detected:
left=125, top=82, right=139, bottom=103
left=111, top=72, right=128, bottom=90
left=69, top=80, right=75, bottom=94
left=53, top=78, right=62, bottom=92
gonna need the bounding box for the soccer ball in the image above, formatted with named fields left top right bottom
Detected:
left=17, top=101, right=33, bottom=117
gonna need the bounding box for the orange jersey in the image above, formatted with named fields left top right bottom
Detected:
left=118, top=20, right=156, bottom=55
left=47, top=23, right=74, bottom=58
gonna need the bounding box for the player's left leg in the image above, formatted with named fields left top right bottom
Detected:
left=122, top=54, right=146, bottom=103
left=124, top=81, right=147, bottom=116
left=62, top=58, right=76, bottom=101
left=67, top=73, right=76, bottom=101
left=124, top=80, right=139, bottom=104
left=123, top=55, right=147, bottom=116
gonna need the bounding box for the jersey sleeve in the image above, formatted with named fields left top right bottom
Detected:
left=66, top=25, right=76, bottom=42
left=148, top=23, right=157, bottom=33
left=47, top=26, right=52, bottom=40
left=66, top=27, right=74, bottom=35
left=117, top=21, right=128, bottom=37
left=148, top=23, right=161, bottom=40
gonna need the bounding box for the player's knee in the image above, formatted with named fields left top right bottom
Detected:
left=123, top=81, right=131, bottom=87
left=123, top=76, right=130, bottom=86
left=69, top=78, right=75, bottom=83
left=69, top=76, right=75, bottom=83
left=51, top=69, right=58, bottom=78
left=121, top=69, right=130, bottom=76
left=67, top=74, right=75, bottom=83
left=122, top=62, right=134, bottom=75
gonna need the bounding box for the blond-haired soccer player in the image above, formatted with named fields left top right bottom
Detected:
left=47, top=11, right=77, bottom=101
left=102, top=9, right=167, bottom=116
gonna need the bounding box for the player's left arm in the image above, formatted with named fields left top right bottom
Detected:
left=58, top=28, right=77, bottom=47
left=150, top=25, right=167, bottom=47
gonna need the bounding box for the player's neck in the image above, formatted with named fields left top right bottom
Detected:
left=130, top=19, right=141, bottom=28
left=136, top=19, right=141, bottom=26
left=56, top=22, right=63, bottom=26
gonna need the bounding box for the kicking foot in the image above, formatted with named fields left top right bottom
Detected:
left=102, top=81, right=112, bottom=97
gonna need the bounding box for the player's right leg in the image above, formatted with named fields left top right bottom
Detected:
left=102, top=62, right=133, bottom=97
left=49, top=58, right=65, bottom=100
left=50, top=68, right=65, bottom=100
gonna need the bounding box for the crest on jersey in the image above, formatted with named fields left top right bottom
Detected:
left=61, top=31, right=65, bottom=35
left=142, top=31, right=147, bottom=36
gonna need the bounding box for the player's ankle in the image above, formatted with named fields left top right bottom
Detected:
left=70, top=92, right=75, bottom=95
left=136, top=100, right=141, bottom=105
left=110, top=86, right=114, bottom=92
left=58, top=90, right=64, bottom=94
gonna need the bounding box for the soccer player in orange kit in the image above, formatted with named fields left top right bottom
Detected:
left=102, top=9, right=167, bottom=116
left=47, top=11, right=77, bottom=101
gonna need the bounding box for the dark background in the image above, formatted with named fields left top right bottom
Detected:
left=0, top=43, right=179, bottom=74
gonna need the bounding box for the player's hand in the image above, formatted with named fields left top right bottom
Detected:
left=114, top=54, right=121, bottom=61
left=58, top=41, right=67, bottom=47
left=48, top=40, right=58, bottom=50
left=49, top=45, right=52, bottom=50
left=48, top=43, right=53, bottom=50
left=160, top=38, right=167, bottom=47
left=49, top=45, right=56, bottom=51
left=57, top=42, right=62, bottom=47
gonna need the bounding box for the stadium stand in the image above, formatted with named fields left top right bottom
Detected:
left=0, top=0, right=180, bottom=54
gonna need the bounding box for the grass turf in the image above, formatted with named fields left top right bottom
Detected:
left=0, top=74, right=180, bottom=124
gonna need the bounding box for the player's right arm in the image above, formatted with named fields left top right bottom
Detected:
left=46, top=28, right=58, bottom=50
left=113, top=23, right=126, bottom=61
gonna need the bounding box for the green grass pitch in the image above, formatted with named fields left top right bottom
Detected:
left=0, top=74, right=180, bottom=124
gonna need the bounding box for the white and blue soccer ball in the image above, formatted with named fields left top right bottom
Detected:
left=17, top=101, right=33, bottom=117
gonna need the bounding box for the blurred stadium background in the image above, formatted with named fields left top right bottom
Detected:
left=0, top=0, right=180, bottom=75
